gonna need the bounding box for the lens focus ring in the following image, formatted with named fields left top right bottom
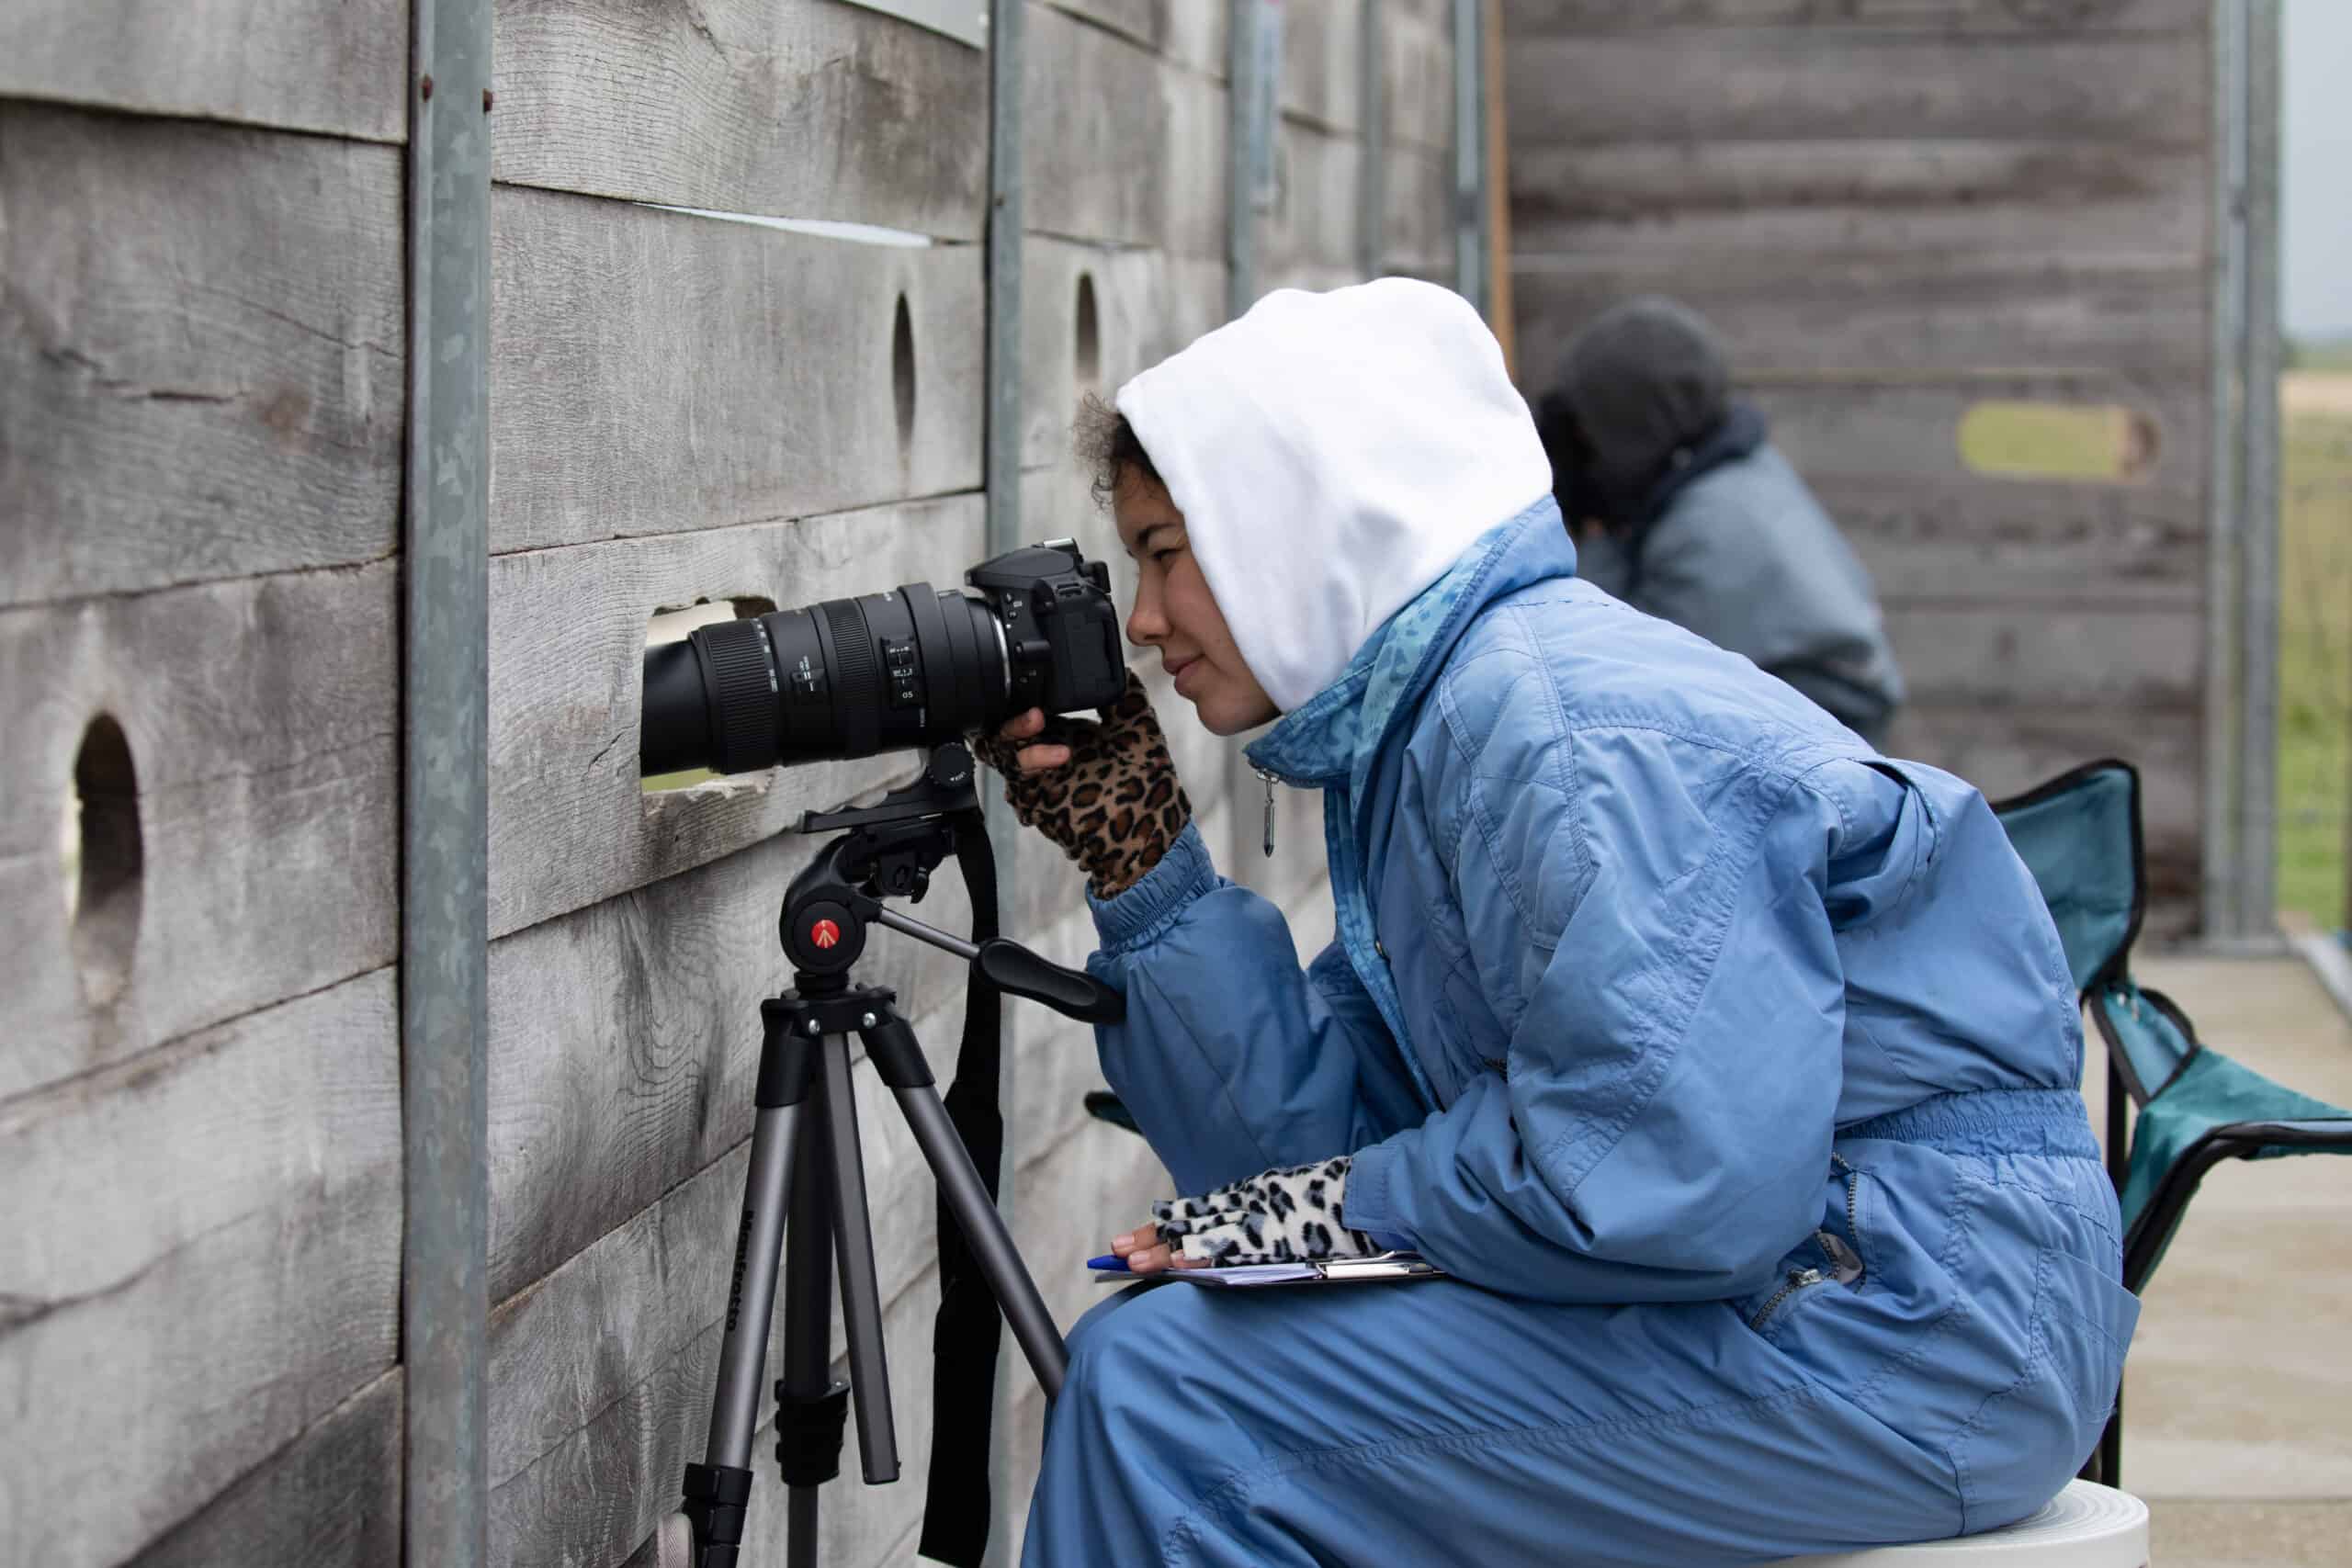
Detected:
left=699, top=619, right=781, bottom=774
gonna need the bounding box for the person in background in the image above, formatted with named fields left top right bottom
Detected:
left=1534, top=296, right=1907, bottom=746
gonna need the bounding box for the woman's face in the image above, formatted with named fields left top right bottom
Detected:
left=1114, top=472, right=1279, bottom=736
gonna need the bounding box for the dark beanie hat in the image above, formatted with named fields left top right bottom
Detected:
left=1544, top=297, right=1733, bottom=525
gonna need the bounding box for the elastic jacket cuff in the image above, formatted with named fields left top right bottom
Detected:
left=1336, top=1141, right=1413, bottom=1250
left=1088, top=818, right=1218, bottom=954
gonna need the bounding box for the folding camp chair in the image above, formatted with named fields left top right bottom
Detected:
left=1992, top=758, right=2352, bottom=1486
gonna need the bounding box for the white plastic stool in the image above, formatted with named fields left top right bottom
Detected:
left=1774, top=1482, right=2149, bottom=1566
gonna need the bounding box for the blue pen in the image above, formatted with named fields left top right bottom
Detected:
left=1086, top=1254, right=1131, bottom=1272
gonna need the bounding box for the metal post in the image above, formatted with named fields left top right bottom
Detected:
left=402, top=0, right=492, bottom=1561
left=1228, top=0, right=1281, bottom=319
left=981, top=7, right=1025, bottom=1555
left=1359, top=0, right=1385, bottom=280
left=2234, top=0, right=2282, bottom=938
left=2202, top=0, right=2245, bottom=940
left=1451, top=0, right=1487, bottom=318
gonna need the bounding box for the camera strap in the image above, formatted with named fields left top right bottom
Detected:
left=918, top=808, right=1008, bottom=1567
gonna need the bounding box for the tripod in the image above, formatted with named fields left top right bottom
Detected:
left=660, top=746, right=1119, bottom=1568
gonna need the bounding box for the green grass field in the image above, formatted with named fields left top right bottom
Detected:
left=2276, top=378, right=2352, bottom=928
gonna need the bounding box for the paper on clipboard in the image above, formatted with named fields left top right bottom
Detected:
left=1096, top=1251, right=1446, bottom=1289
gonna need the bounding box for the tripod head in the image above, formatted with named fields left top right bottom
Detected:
left=782, top=742, right=1124, bottom=1023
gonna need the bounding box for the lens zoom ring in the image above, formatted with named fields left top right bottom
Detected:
left=823, top=600, right=881, bottom=746
left=700, top=619, right=780, bottom=774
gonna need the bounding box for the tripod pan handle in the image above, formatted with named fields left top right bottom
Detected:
left=974, top=939, right=1125, bottom=1023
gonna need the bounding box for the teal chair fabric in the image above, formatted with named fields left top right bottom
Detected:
left=1993, top=760, right=2352, bottom=1484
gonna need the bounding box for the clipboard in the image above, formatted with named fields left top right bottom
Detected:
left=1091, top=1250, right=1446, bottom=1290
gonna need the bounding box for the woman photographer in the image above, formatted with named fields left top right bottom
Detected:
left=978, top=280, right=2133, bottom=1567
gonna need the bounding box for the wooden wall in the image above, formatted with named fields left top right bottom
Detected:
left=1, top=4, right=1460, bottom=1565
left=1501, top=0, right=2217, bottom=931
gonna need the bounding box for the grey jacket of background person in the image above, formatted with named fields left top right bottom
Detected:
left=1539, top=296, right=1907, bottom=746
left=1575, top=446, right=1908, bottom=745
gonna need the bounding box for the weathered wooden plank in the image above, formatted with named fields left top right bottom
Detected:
left=489, top=1118, right=963, bottom=1568
left=1162, top=0, right=1231, bottom=74
left=1503, top=28, right=2207, bottom=148
left=1265, top=121, right=1368, bottom=279
left=1383, top=144, right=1456, bottom=271
left=1752, top=376, right=2209, bottom=493
left=1822, top=473, right=2206, bottom=609
left=1509, top=138, right=2208, bottom=264
left=488, top=831, right=976, bottom=1303
left=1020, top=241, right=1227, bottom=469
left=489, top=191, right=982, bottom=557
left=0, top=0, right=407, bottom=141
left=1883, top=603, right=2202, bottom=709
left=0, top=971, right=401, bottom=1568
left=1505, top=0, right=2208, bottom=37
left=1023, top=4, right=1229, bottom=255
left=485, top=494, right=984, bottom=939
left=1283, top=0, right=1366, bottom=133
left=1, top=106, right=403, bottom=607
left=1384, top=0, right=1457, bottom=152
left=1886, top=699, right=2200, bottom=937
left=492, top=0, right=988, bottom=237
left=130, top=1371, right=402, bottom=1568
left=1513, top=255, right=2211, bottom=380
left=0, top=563, right=398, bottom=1102
left=1041, top=0, right=1163, bottom=53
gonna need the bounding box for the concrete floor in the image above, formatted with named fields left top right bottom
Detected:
left=2102, top=953, right=2352, bottom=1566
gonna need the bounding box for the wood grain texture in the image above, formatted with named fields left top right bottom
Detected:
left=487, top=830, right=975, bottom=1303
left=486, top=495, right=985, bottom=939
left=1, top=106, right=402, bottom=607
left=489, top=1103, right=964, bottom=1568
left=1885, top=603, right=2203, bottom=709
left=0, top=562, right=398, bottom=1102
left=1383, top=144, right=1456, bottom=272
left=1042, top=0, right=1164, bottom=52
left=1504, top=0, right=2206, bottom=36
left=1502, top=27, right=2206, bottom=148
left=1384, top=0, right=1456, bottom=152
left=1824, top=474, right=2206, bottom=608
left=1019, top=240, right=1227, bottom=470
left=490, top=190, right=982, bottom=557
left=0, top=0, right=407, bottom=141
left=1508, top=138, right=2208, bottom=263
left=0, top=971, right=400, bottom=1568
left=492, top=0, right=988, bottom=237
left=1282, top=0, right=1367, bottom=133
left=1266, top=120, right=1368, bottom=279
left=1514, top=255, right=2210, bottom=379
left=1023, top=4, right=1228, bottom=254
left=130, top=1371, right=402, bottom=1568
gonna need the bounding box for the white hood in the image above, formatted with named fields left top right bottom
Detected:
left=1114, top=278, right=1553, bottom=713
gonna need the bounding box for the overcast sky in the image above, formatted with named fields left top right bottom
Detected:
left=2288, top=0, right=2351, bottom=338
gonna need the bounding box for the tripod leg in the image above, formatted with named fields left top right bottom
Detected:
left=777, top=1088, right=839, bottom=1568
left=860, top=1010, right=1069, bottom=1395
left=819, top=1032, right=901, bottom=1484
left=683, top=1005, right=817, bottom=1568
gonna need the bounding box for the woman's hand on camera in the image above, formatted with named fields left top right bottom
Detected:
left=997, top=707, right=1071, bottom=775
left=968, top=670, right=1192, bottom=897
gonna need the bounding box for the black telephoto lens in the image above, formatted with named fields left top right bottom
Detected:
left=639, top=542, right=1125, bottom=779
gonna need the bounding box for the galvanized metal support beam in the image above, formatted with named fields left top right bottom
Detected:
left=402, top=0, right=492, bottom=1562
left=1359, top=0, right=1385, bottom=279
left=2233, top=0, right=2282, bottom=939
left=981, top=6, right=1025, bottom=1554
left=1228, top=0, right=1280, bottom=318
left=1451, top=0, right=1487, bottom=317
left=2202, top=0, right=2283, bottom=942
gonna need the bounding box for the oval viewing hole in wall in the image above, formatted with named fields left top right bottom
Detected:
left=64, top=714, right=143, bottom=1008
left=892, top=294, right=917, bottom=450
left=1075, top=272, right=1102, bottom=389
left=1957, top=401, right=2159, bottom=484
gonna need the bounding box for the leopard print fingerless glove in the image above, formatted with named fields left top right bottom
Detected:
left=1150, top=1156, right=1378, bottom=1266
left=970, top=669, right=1193, bottom=898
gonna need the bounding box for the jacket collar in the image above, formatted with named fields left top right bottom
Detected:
left=1245, top=496, right=1576, bottom=795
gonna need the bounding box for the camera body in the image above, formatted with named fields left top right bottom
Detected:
left=640, top=539, right=1127, bottom=778
left=967, top=542, right=1123, bottom=723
